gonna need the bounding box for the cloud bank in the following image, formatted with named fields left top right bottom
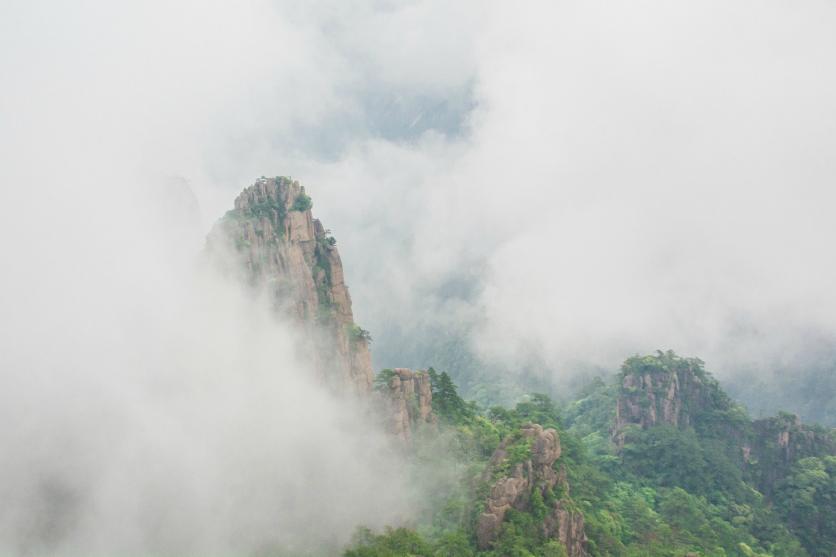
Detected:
left=2, top=0, right=836, bottom=551
left=0, top=1, right=426, bottom=554
left=302, top=1, right=836, bottom=399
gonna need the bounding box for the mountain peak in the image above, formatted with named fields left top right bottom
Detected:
left=208, top=176, right=373, bottom=392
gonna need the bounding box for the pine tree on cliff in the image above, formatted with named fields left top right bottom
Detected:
left=428, top=367, right=473, bottom=425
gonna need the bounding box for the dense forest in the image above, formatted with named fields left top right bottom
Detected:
left=344, top=352, right=835, bottom=557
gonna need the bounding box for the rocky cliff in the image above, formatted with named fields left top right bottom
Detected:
left=612, top=352, right=836, bottom=498
left=745, top=412, right=836, bottom=496
left=612, top=350, right=731, bottom=447
left=208, top=176, right=373, bottom=393
left=476, top=424, right=587, bottom=557
left=377, top=368, right=436, bottom=443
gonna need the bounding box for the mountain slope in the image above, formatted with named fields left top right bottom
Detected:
left=205, top=182, right=836, bottom=557
left=347, top=351, right=835, bottom=557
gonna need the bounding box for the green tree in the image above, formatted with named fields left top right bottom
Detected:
left=621, top=426, right=713, bottom=493
left=775, top=456, right=836, bottom=556
left=292, top=192, right=313, bottom=211
left=428, top=368, right=474, bottom=425
left=515, top=393, right=561, bottom=429
left=343, top=527, right=431, bottom=557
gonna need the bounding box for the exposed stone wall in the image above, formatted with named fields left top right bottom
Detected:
left=612, top=356, right=715, bottom=448
left=382, top=368, right=435, bottom=442
left=543, top=500, right=587, bottom=557
left=610, top=354, right=836, bottom=498
left=747, top=413, right=836, bottom=496
left=476, top=424, right=587, bottom=557
left=207, top=177, right=373, bottom=393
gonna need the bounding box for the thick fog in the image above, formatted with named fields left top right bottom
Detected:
left=301, top=2, right=836, bottom=413
left=0, top=2, right=423, bottom=554
left=2, top=0, right=836, bottom=553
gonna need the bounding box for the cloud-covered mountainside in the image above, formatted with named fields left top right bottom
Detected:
left=1, top=1, right=836, bottom=555
left=205, top=179, right=836, bottom=555
left=4, top=1, right=836, bottom=421
left=1, top=166, right=835, bottom=555
left=197, top=179, right=836, bottom=556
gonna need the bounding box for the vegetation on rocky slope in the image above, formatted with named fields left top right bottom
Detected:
left=210, top=181, right=834, bottom=557
left=345, top=352, right=835, bottom=557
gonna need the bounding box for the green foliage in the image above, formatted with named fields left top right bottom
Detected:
left=739, top=542, right=774, bottom=557
left=292, top=192, right=313, bottom=211
left=428, top=368, right=474, bottom=426
left=541, top=541, right=569, bottom=557
left=349, top=324, right=373, bottom=343
left=222, top=193, right=287, bottom=243
left=564, top=376, right=618, bottom=438
left=250, top=198, right=287, bottom=220
left=454, top=415, right=502, bottom=458
left=621, top=349, right=706, bottom=380
left=432, top=531, right=475, bottom=556
left=317, top=228, right=338, bottom=248
left=491, top=432, right=535, bottom=478
left=530, top=485, right=549, bottom=521
left=344, top=353, right=831, bottom=557
left=485, top=509, right=543, bottom=557
left=374, top=368, right=395, bottom=391
left=344, top=527, right=432, bottom=557
left=621, top=425, right=713, bottom=493
left=513, top=393, right=562, bottom=429
left=774, top=456, right=836, bottom=556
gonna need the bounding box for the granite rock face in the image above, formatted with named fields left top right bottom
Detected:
left=476, top=424, right=587, bottom=556
left=207, top=177, right=373, bottom=393
left=380, top=368, right=435, bottom=442
left=610, top=352, right=836, bottom=498
left=746, top=412, right=836, bottom=496
left=543, top=500, right=588, bottom=557
left=612, top=351, right=721, bottom=448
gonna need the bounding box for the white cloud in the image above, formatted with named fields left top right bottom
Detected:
left=2, top=0, right=836, bottom=551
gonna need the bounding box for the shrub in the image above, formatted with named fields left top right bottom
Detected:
left=292, top=193, right=313, bottom=211
left=349, top=324, right=372, bottom=343
left=374, top=369, right=395, bottom=391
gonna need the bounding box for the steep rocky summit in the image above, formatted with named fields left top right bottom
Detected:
left=208, top=177, right=373, bottom=392
left=611, top=351, right=836, bottom=501
left=612, top=350, right=730, bottom=447
left=476, top=424, right=587, bottom=556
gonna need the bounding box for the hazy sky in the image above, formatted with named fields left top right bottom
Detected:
left=294, top=1, right=836, bottom=381
left=2, top=0, right=836, bottom=553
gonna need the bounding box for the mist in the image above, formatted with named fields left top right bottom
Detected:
left=300, top=1, right=836, bottom=413
left=2, top=0, right=836, bottom=553
left=0, top=2, right=423, bottom=554
left=0, top=114, right=412, bottom=555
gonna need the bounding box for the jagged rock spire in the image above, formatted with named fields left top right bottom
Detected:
left=208, top=176, right=374, bottom=393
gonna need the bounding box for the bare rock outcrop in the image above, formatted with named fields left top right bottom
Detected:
left=747, top=412, right=836, bottom=496
left=543, top=500, right=588, bottom=557
left=612, top=351, right=722, bottom=448
left=207, top=177, right=373, bottom=393
left=380, top=368, right=435, bottom=442
left=476, top=424, right=587, bottom=556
